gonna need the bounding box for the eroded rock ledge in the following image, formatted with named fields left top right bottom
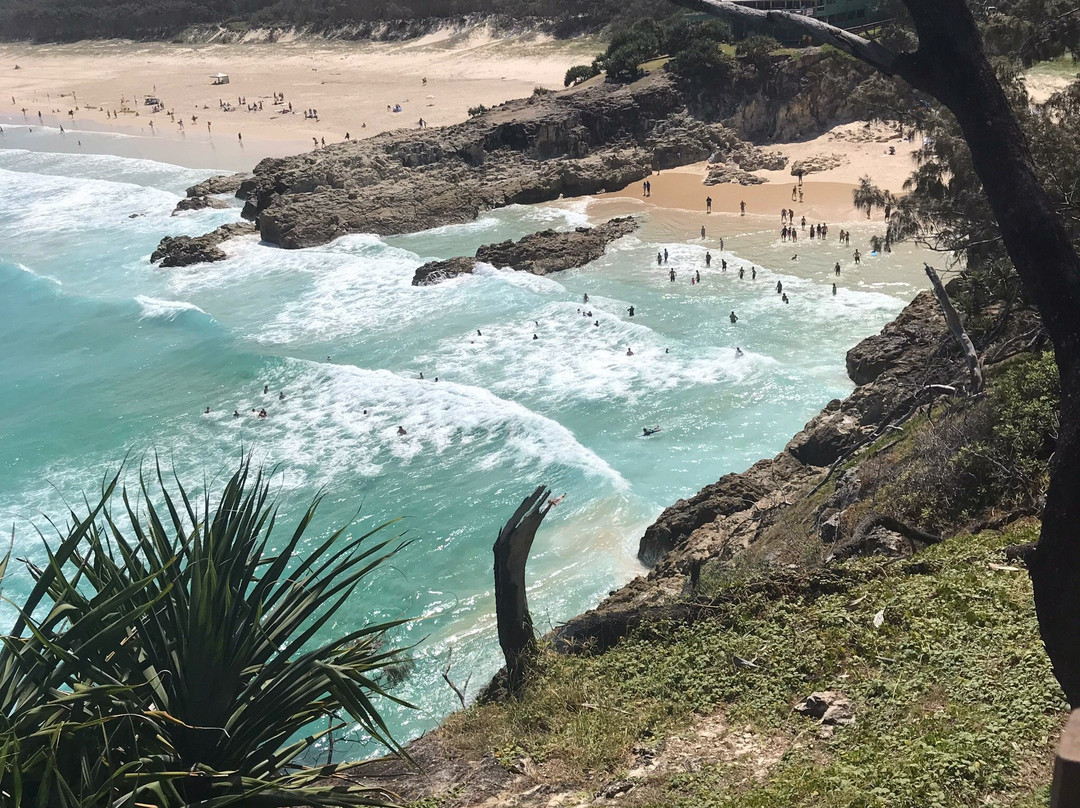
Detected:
left=412, top=216, right=638, bottom=285
left=150, top=222, right=256, bottom=267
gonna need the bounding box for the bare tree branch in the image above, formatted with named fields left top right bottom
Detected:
left=670, top=0, right=901, bottom=74
left=924, top=263, right=985, bottom=394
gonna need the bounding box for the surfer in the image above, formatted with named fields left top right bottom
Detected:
left=735, top=347, right=744, bottom=358
left=627, top=305, right=635, bottom=317
left=548, top=493, right=567, bottom=506
left=642, top=426, right=661, bottom=436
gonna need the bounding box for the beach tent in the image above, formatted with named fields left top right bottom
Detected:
left=210, top=73, right=230, bottom=85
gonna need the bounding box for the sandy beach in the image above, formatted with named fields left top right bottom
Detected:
left=1, top=36, right=920, bottom=219
left=1, top=31, right=598, bottom=168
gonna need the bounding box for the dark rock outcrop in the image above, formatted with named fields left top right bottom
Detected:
left=172, top=195, right=231, bottom=215
left=224, top=73, right=749, bottom=250
left=411, top=256, right=477, bottom=286
left=790, top=153, right=846, bottom=177
left=477, top=216, right=638, bottom=274
left=150, top=222, right=256, bottom=267
left=412, top=217, right=638, bottom=285
left=704, top=164, right=766, bottom=186
left=185, top=173, right=249, bottom=198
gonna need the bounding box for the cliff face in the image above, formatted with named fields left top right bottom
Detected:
left=678, top=49, right=874, bottom=144
left=556, top=290, right=964, bottom=639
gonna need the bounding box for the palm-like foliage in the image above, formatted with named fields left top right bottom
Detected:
left=1, top=460, right=413, bottom=807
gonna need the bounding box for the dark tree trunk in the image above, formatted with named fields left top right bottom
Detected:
left=493, top=486, right=552, bottom=694
left=668, top=0, right=1080, bottom=705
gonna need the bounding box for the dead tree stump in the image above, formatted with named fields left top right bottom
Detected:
left=493, top=485, right=553, bottom=694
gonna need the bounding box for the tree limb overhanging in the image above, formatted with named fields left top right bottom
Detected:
left=667, top=0, right=1080, bottom=705
left=674, top=0, right=899, bottom=74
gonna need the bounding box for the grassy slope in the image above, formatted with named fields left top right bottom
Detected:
left=431, top=521, right=1064, bottom=807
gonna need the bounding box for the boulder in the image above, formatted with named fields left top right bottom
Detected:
left=172, top=195, right=231, bottom=215
left=413, top=217, right=638, bottom=286
left=151, top=221, right=256, bottom=268
left=412, top=256, right=477, bottom=286
left=794, top=691, right=855, bottom=725
left=790, top=153, right=847, bottom=176
left=185, top=173, right=249, bottom=198
left=704, top=164, right=766, bottom=186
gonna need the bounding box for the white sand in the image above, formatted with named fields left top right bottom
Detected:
left=1, top=32, right=599, bottom=167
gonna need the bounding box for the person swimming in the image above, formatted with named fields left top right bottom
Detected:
left=397, top=426, right=407, bottom=435
left=642, top=426, right=661, bottom=436
left=233, top=409, right=240, bottom=418
left=626, top=347, right=634, bottom=356
left=258, top=408, right=268, bottom=418
left=735, top=346, right=744, bottom=357
left=204, top=407, right=211, bottom=414
left=278, top=391, right=285, bottom=400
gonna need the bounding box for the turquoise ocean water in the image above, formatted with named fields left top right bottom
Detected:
left=0, top=131, right=927, bottom=760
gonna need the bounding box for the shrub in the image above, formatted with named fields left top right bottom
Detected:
left=564, top=63, right=600, bottom=87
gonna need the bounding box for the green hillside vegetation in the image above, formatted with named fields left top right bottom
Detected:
left=418, top=354, right=1065, bottom=807
left=437, top=522, right=1062, bottom=808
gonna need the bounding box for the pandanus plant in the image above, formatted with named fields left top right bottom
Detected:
left=0, top=459, right=412, bottom=807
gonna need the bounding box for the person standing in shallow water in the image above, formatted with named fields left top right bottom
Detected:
left=854, top=249, right=861, bottom=264
left=740, top=200, right=746, bottom=215
left=663, top=248, right=669, bottom=263
left=835, top=262, right=841, bottom=276
left=627, top=305, right=635, bottom=317
left=706, top=251, right=712, bottom=267
left=669, top=268, right=676, bottom=282
left=657, top=252, right=662, bottom=266
left=730, top=311, right=738, bottom=324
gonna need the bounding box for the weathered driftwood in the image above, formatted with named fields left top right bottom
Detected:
left=828, top=513, right=942, bottom=561
left=493, top=486, right=553, bottom=693
left=925, top=264, right=984, bottom=394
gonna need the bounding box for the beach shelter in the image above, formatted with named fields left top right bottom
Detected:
left=210, top=73, right=230, bottom=85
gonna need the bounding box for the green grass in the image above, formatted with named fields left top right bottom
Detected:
left=437, top=522, right=1064, bottom=807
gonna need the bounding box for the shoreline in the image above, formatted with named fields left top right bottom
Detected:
left=0, top=34, right=599, bottom=153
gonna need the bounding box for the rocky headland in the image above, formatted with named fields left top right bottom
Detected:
left=412, top=216, right=638, bottom=285
left=156, top=71, right=797, bottom=264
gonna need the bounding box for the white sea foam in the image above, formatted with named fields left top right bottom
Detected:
left=135, top=295, right=209, bottom=320
left=0, top=148, right=214, bottom=192
left=247, top=360, right=630, bottom=489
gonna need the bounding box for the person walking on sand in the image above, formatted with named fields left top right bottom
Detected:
left=238, top=132, right=242, bottom=142
left=791, top=185, right=797, bottom=201
left=740, top=200, right=746, bottom=215
left=730, top=311, right=738, bottom=324
left=706, top=196, right=712, bottom=214
left=643, top=181, right=648, bottom=196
